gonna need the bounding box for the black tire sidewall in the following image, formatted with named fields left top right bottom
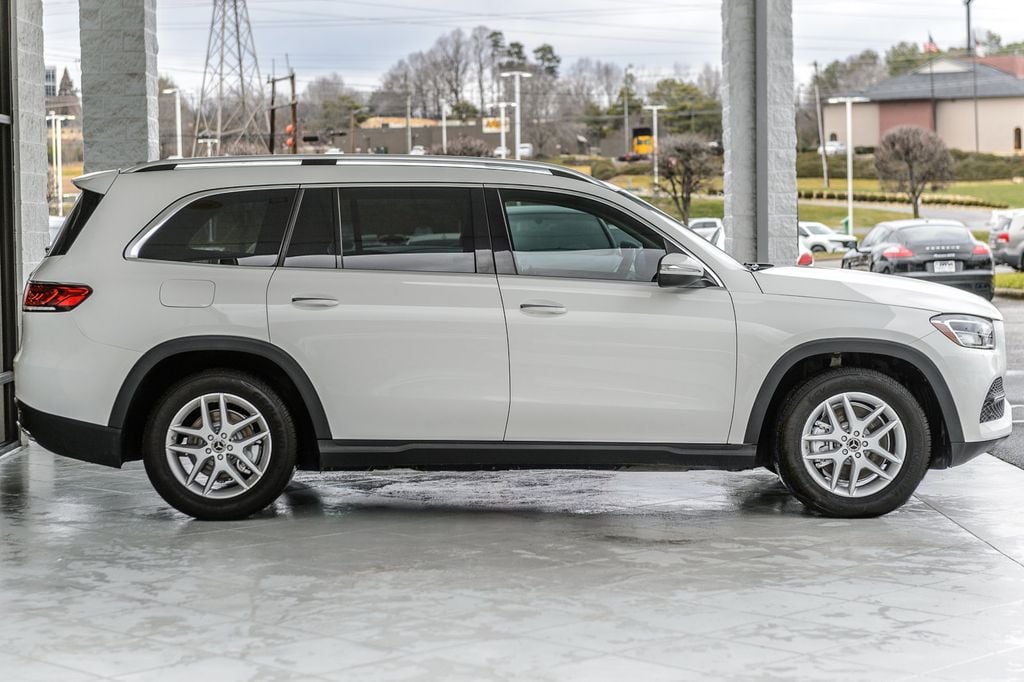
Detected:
left=143, top=371, right=297, bottom=521
left=775, top=368, right=931, bottom=518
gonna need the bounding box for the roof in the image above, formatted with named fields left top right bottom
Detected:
left=850, top=62, right=1024, bottom=102
left=876, top=219, right=966, bottom=230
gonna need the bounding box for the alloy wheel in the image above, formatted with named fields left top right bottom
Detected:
left=165, top=393, right=272, bottom=499
left=800, top=391, right=906, bottom=498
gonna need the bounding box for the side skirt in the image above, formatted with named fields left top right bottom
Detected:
left=313, top=440, right=758, bottom=472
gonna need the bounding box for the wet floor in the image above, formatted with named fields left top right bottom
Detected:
left=4, top=445, right=1024, bottom=680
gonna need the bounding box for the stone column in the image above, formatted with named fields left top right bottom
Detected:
left=12, top=0, right=49, bottom=278
left=721, top=0, right=797, bottom=264
left=79, top=0, right=159, bottom=172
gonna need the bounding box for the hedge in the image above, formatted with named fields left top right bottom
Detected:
left=798, top=150, right=1024, bottom=182
left=796, top=188, right=1008, bottom=208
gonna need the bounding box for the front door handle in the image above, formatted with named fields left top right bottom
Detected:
left=520, top=301, right=567, bottom=315
left=291, top=296, right=338, bottom=308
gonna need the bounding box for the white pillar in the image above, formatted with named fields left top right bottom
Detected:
left=722, top=0, right=797, bottom=264
left=12, top=0, right=50, bottom=279
left=79, top=0, right=159, bottom=172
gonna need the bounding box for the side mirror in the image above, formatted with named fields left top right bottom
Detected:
left=657, top=253, right=705, bottom=288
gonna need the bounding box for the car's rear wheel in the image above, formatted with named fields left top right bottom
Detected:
left=774, top=368, right=930, bottom=518
left=810, top=244, right=826, bottom=253
left=143, top=370, right=297, bottom=520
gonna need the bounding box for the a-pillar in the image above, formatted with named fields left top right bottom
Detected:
left=79, top=0, right=158, bottom=172
left=721, top=0, right=797, bottom=264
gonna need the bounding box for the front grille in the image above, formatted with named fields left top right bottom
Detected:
left=980, top=377, right=1006, bottom=423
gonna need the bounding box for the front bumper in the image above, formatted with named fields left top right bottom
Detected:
left=897, top=271, right=993, bottom=299
left=18, top=401, right=124, bottom=468
left=933, top=434, right=1011, bottom=469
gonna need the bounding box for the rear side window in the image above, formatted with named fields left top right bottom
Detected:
left=137, top=189, right=295, bottom=266
left=284, top=188, right=338, bottom=269
left=50, top=190, right=103, bottom=256
left=340, top=187, right=475, bottom=273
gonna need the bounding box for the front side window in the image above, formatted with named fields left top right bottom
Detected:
left=501, top=189, right=666, bottom=282
left=138, top=189, right=295, bottom=266
left=340, top=187, right=475, bottom=273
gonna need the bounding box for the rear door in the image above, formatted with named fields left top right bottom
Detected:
left=267, top=185, right=509, bottom=441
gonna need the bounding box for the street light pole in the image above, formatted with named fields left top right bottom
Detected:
left=496, top=101, right=516, bottom=159
left=643, top=104, right=666, bottom=193
left=440, top=98, right=448, bottom=154
left=46, top=110, right=76, bottom=217
left=827, top=96, right=869, bottom=235
left=500, top=70, right=532, bottom=159
left=623, top=65, right=632, bottom=157
left=162, top=88, right=183, bottom=158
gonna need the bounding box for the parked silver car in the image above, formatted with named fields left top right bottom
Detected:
left=989, top=209, right=1024, bottom=270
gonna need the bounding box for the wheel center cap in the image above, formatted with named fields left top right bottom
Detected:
left=848, top=438, right=861, bottom=451
left=212, top=440, right=226, bottom=453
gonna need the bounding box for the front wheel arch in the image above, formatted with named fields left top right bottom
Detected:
left=746, top=340, right=959, bottom=469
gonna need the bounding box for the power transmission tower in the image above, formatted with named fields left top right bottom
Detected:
left=192, top=0, right=268, bottom=156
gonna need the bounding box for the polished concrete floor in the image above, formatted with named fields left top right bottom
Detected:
left=4, top=444, right=1024, bottom=681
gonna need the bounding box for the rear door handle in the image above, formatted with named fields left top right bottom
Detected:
left=520, top=301, right=567, bottom=315
left=291, top=296, right=338, bottom=308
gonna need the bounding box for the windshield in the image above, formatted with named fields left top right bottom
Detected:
left=899, top=225, right=972, bottom=245
left=801, top=223, right=831, bottom=235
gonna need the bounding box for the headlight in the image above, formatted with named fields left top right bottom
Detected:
left=931, top=314, right=995, bottom=350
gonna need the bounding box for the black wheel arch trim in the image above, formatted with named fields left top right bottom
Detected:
left=108, top=335, right=332, bottom=439
left=743, top=337, right=964, bottom=444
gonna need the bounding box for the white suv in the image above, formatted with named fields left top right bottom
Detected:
left=16, top=157, right=1011, bottom=520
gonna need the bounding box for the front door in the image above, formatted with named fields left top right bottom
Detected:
left=267, top=185, right=509, bottom=441
left=489, top=188, right=736, bottom=444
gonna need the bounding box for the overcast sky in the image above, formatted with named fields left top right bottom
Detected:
left=42, top=0, right=1024, bottom=100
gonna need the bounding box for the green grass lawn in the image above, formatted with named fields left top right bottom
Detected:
left=944, top=182, right=1024, bottom=207
left=995, top=273, right=1024, bottom=290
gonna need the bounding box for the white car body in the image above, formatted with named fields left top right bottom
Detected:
left=408, top=145, right=426, bottom=156
left=798, top=221, right=857, bottom=253
left=818, top=140, right=846, bottom=156
left=15, top=156, right=1011, bottom=519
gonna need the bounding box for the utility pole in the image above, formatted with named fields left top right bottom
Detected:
left=501, top=70, right=532, bottom=159
left=643, top=104, right=666, bottom=193
left=405, top=93, right=412, bottom=153
left=828, top=96, right=870, bottom=235
left=161, top=88, right=183, bottom=158
left=496, top=101, right=516, bottom=159
left=812, top=61, right=829, bottom=188
left=623, top=65, right=632, bottom=157
left=965, top=0, right=980, bottom=152
left=267, top=70, right=298, bottom=154
left=46, top=111, right=75, bottom=217
left=440, top=98, right=448, bottom=154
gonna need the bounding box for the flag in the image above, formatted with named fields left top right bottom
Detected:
left=923, top=33, right=940, bottom=54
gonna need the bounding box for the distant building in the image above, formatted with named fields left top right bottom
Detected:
left=824, top=56, right=1024, bottom=154
left=44, top=65, right=56, bottom=97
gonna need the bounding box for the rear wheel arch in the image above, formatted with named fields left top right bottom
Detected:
left=112, top=336, right=330, bottom=469
left=746, top=339, right=961, bottom=468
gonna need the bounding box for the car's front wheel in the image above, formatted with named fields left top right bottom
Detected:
left=774, top=368, right=930, bottom=518
left=143, top=370, right=297, bottom=520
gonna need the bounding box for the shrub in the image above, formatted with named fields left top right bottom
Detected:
left=590, top=159, right=618, bottom=180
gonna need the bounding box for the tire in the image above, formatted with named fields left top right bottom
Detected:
left=143, top=370, right=298, bottom=520
left=773, top=368, right=930, bottom=518
left=810, top=244, right=826, bottom=253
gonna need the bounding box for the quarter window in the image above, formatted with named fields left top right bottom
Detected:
left=500, top=189, right=666, bottom=282
left=284, top=188, right=338, bottom=269
left=340, top=187, right=476, bottom=273
left=138, top=189, right=295, bottom=266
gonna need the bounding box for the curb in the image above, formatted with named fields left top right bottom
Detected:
left=995, top=288, right=1024, bottom=299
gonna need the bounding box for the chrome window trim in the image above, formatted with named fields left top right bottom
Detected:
left=124, top=184, right=300, bottom=261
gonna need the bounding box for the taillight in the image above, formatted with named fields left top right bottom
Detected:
left=23, top=282, right=92, bottom=312
left=797, top=250, right=814, bottom=266
left=882, top=245, right=914, bottom=259
left=996, top=232, right=1010, bottom=244
left=973, top=243, right=991, bottom=256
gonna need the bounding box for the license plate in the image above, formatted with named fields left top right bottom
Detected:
left=934, top=260, right=956, bottom=273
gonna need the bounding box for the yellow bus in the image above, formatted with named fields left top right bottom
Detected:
left=631, top=127, right=653, bottom=156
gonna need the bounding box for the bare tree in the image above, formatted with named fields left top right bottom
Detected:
left=696, top=63, right=721, bottom=100
left=437, top=28, right=470, bottom=105
left=469, top=26, right=491, bottom=108
left=875, top=125, right=953, bottom=218
left=658, top=134, right=718, bottom=224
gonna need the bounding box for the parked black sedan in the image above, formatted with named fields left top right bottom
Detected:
left=841, top=219, right=994, bottom=300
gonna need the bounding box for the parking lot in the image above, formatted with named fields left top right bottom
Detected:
left=1, top=293, right=1022, bottom=681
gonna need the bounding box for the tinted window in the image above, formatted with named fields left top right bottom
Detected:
left=340, top=187, right=475, bottom=273
left=284, top=188, right=338, bottom=268
left=50, top=190, right=103, bottom=256
left=502, top=190, right=666, bottom=281
left=899, top=225, right=972, bottom=245
left=139, top=189, right=295, bottom=266
left=861, top=226, right=886, bottom=248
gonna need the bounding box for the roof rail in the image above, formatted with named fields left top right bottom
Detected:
left=122, top=154, right=603, bottom=186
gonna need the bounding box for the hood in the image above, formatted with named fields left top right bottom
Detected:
left=753, top=266, right=1002, bottom=321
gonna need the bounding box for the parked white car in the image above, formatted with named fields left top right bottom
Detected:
left=409, top=145, right=426, bottom=156
left=799, top=221, right=857, bottom=253
left=688, top=217, right=726, bottom=250
left=797, top=237, right=814, bottom=266
left=818, top=140, right=846, bottom=156
left=16, top=156, right=1011, bottom=521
